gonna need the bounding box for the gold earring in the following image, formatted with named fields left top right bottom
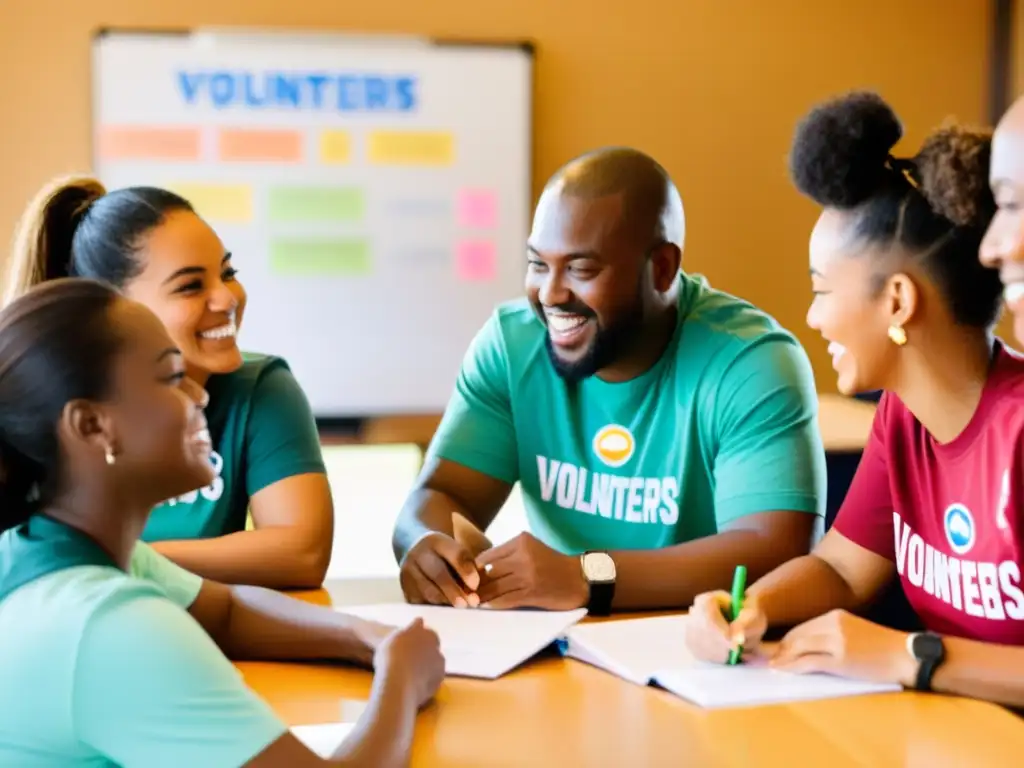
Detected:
left=888, top=324, right=907, bottom=346
left=105, top=446, right=116, bottom=466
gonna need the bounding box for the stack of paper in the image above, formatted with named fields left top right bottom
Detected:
left=562, top=615, right=902, bottom=709
left=342, top=603, right=587, bottom=679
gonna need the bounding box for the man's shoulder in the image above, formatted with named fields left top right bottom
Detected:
left=685, top=275, right=798, bottom=345
left=679, top=275, right=807, bottom=377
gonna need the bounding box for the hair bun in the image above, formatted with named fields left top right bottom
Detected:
left=914, top=124, right=994, bottom=229
left=789, top=91, right=903, bottom=208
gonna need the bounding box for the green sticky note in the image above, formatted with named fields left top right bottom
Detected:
left=268, top=186, right=364, bottom=222
left=270, top=239, right=371, bottom=275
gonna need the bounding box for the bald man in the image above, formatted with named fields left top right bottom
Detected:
left=392, top=148, right=826, bottom=614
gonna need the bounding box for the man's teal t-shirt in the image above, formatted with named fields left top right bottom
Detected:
left=142, top=353, right=326, bottom=542
left=0, top=538, right=286, bottom=767
left=428, top=272, right=826, bottom=553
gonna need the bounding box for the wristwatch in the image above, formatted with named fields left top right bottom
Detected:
left=905, top=631, right=946, bottom=691
left=580, top=551, right=616, bottom=616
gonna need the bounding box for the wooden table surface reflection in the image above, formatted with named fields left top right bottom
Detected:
left=237, top=579, right=1024, bottom=766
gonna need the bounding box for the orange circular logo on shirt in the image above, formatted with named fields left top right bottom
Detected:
left=592, top=424, right=635, bottom=468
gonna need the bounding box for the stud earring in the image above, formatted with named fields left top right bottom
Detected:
left=105, top=446, right=116, bottom=466
left=888, top=324, right=907, bottom=346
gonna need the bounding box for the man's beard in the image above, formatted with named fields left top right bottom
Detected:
left=544, top=298, right=646, bottom=384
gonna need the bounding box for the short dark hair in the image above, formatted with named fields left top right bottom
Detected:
left=3, top=176, right=193, bottom=305
left=789, top=91, right=1002, bottom=328
left=0, top=279, right=124, bottom=532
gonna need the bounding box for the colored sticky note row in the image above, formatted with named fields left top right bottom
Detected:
left=266, top=238, right=496, bottom=282
left=98, top=125, right=456, bottom=166
left=163, top=184, right=365, bottom=225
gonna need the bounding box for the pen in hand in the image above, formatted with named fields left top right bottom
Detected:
left=727, top=565, right=747, bottom=665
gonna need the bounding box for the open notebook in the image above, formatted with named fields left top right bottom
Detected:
left=342, top=603, right=587, bottom=679
left=562, top=614, right=902, bottom=709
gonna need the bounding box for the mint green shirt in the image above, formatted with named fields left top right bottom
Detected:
left=0, top=539, right=286, bottom=767
left=429, top=273, right=826, bottom=553
left=143, top=353, right=326, bottom=542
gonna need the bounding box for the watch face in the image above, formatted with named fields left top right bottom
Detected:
left=911, top=632, right=945, bottom=661
left=583, top=552, right=616, bottom=582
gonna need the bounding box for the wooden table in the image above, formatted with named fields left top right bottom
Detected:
left=238, top=579, right=1024, bottom=766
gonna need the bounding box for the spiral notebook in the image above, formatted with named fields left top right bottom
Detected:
left=561, top=614, right=902, bottom=709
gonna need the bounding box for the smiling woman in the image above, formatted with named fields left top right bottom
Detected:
left=684, top=92, right=1024, bottom=711
left=1, top=176, right=333, bottom=588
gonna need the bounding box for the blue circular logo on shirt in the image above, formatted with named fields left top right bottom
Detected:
left=944, top=504, right=975, bottom=555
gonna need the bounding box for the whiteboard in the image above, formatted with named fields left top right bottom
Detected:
left=91, top=30, right=533, bottom=418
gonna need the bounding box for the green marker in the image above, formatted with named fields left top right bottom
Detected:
left=727, top=565, right=747, bottom=665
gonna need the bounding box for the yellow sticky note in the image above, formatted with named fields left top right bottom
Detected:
left=320, top=130, right=352, bottom=164
left=368, top=130, right=454, bottom=166
left=168, top=183, right=253, bottom=224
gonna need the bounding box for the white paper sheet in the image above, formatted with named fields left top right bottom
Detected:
left=341, top=603, right=588, bottom=679
left=653, top=660, right=901, bottom=709
left=292, top=722, right=357, bottom=758
left=563, top=615, right=900, bottom=708
left=562, top=614, right=692, bottom=685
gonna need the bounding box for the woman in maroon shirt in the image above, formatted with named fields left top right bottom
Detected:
left=685, top=91, right=1024, bottom=708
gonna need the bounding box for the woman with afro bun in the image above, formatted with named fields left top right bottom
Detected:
left=685, top=91, right=1024, bottom=708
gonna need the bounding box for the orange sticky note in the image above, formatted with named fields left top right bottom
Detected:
left=218, top=129, right=303, bottom=162
left=457, top=189, right=497, bottom=229
left=98, top=126, right=201, bottom=161
left=456, top=240, right=496, bottom=282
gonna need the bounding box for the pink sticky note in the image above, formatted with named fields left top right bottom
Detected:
left=456, top=188, right=498, bottom=229
left=456, top=240, right=497, bottom=282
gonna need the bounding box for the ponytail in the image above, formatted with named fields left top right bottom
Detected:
left=0, top=441, right=43, bottom=534
left=4, top=176, right=106, bottom=307
left=0, top=279, right=122, bottom=533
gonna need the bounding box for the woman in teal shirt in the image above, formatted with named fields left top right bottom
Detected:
left=0, top=279, right=443, bottom=767
left=4, top=176, right=331, bottom=587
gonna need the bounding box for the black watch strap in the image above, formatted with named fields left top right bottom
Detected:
left=587, top=581, right=615, bottom=616
left=916, top=656, right=941, bottom=691
left=910, top=632, right=946, bottom=692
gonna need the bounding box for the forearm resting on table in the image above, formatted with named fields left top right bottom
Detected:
left=930, top=637, right=1024, bottom=708
left=612, top=526, right=811, bottom=611
left=216, top=584, right=369, bottom=663
left=330, top=673, right=419, bottom=768
left=748, top=554, right=864, bottom=627
left=152, top=527, right=329, bottom=589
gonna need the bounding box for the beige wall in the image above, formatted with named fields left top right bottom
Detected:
left=0, top=0, right=991, bottom=395
left=1015, top=0, right=1024, bottom=97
